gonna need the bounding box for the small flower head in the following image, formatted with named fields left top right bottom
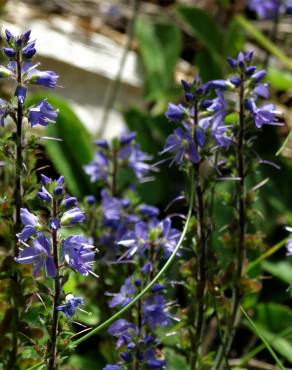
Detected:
left=60, top=207, right=85, bottom=225
left=16, top=233, right=56, bottom=277
left=57, top=294, right=84, bottom=317
left=28, top=99, right=58, bottom=127
left=24, top=68, right=59, bottom=88
left=63, top=235, right=95, bottom=276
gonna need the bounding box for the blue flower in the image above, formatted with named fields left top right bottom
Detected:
left=15, top=233, right=56, bottom=277
left=142, top=295, right=171, bottom=329
left=22, top=41, right=36, bottom=59
left=103, top=365, right=122, bottom=370
left=143, top=349, right=166, bottom=369
left=57, top=294, right=84, bottom=317
left=18, top=208, right=39, bottom=241
left=63, top=235, right=95, bottom=276
left=101, top=190, right=129, bottom=221
left=84, top=152, right=109, bottom=183
left=139, top=204, right=160, bottom=217
left=15, top=85, right=27, bottom=104
left=248, top=0, right=281, bottom=19
left=227, top=51, right=254, bottom=69
left=28, top=99, right=58, bottom=127
left=286, top=238, right=292, bottom=256
left=85, top=195, right=96, bottom=205
left=3, top=47, right=16, bottom=58
left=24, top=68, right=59, bottom=88
left=108, top=319, right=138, bottom=348
left=165, top=103, right=186, bottom=122
left=246, top=99, right=277, bottom=128
left=61, top=196, right=78, bottom=209
left=61, top=207, right=85, bottom=225
left=161, top=127, right=200, bottom=165
left=108, top=278, right=136, bottom=308
left=0, top=98, right=8, bottom=126
left=128, top=145, right=153, bottom=180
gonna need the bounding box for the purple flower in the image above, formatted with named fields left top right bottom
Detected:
left=22, top=41, right=36, bottom=59
left=108, top=319, right=138, bottom=348
left=3, top=47, right=16, bottom=58
left=18, top=208, right=39, bottom=241
left=28, top=99, right=58, bottom=127
left=103, top=365, right=122, bottom=370
left=286, top=238, right=292, bottom=256
left=143, top=349, right=166, bottom=369
left=253, top=83, right=270, bottom=99
left=61, top=207, right=85, bottom=225
left=108, top=278, right=136, bottom=308
left=85, top=195, right=96, bottom=205
left=57, top=294, right=84, bottom=317
left=84, top=152, right=109, bottom=183
left=101, top=190, right=128, bottom=221
left=227, top=51, right=254, bottom=69
left=118, top=222, right=149, bottom=258
left=248, top=0, right=281, bottom=19
left=161, top=127, right=200, bottom=165
left=142, top=295, right=171, bottom=329
left=246, top=99, right=277, bottom=128
left=165, top=103, right=186, bottom=122
left=0, top=98, right=8, bottom=126
left=15, top=85, right=27, bottom=105
left=155, top=218, right=181, bottom=258
left=24, top=68, right=59, bottom=88
left=128, top=145, right=153, bottom=180
left=63, top=235, right=95, bottom=276
left=139, top=204, right=160, bottom=217
left=61, top=196, right=78, bottom=209
left=120, top=132, right=137, bottom=145
left=15, top=233, right=56, bottom=277
left=5, top=29, right=13, bottom=44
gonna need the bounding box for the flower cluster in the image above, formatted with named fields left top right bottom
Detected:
left=0, top=29, right=58, bottom=127
left=84, top=132, right=153, bottom=186
left=104, top=213, right=180, bottom=369
left=248, top=0, right=292, bottom=19
left=162, top=76, right=232, bottom=166
left=15, top=175, right=97, bottom=316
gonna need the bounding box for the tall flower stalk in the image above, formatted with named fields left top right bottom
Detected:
left=213, top=51, right=279, bottom=369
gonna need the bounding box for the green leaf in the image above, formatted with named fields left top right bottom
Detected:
left=27, top=94, right=94, bottom=198
left=135, top=19, right=181, bottom=99
left=262, top=260, right=292, bottom=284
left=242, top=305, right=286, bottom=368
left=276, top=131, right=292, bottom=156
left=235, top=15, right=292, bottom=71
left=177, top=6, right=223, bottom=64
left=267, top=67, right=292, bottom=90
left=165, top=348, right=188, bottom=370
left=223, top=17, right=246, bottom=57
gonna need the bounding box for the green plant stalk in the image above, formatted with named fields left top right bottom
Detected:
left=213, top=73, right=246, bottom=370
left=240, top=306, right=286, bottom=370
left=236, top=15, right=292, bottom=71
left=190, top=101, right=208, bottom=370
left=47, top=199, right=61, bottom=370
left=8, top=50, right=23, bottom=370
left=72, top=167, right=195, bottom=347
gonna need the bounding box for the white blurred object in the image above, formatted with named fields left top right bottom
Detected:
left=2, top=13, right=142, bottom=137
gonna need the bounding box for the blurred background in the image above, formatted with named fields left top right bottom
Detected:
left=1, top=0, right=292, bottom=368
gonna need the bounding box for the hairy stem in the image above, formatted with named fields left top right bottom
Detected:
left=213, top=74, right=246, bottom=370
left=190, top=101, right=208, bottom=370
left=47, top=199, right=61, bottom=370
left=8, top=50, right=23, bottom=370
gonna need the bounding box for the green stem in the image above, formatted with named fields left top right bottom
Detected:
left=72, top=167, right=195, bottom=347
left=213, top=73, right=246, bottom=370
left=47, top=199, right=61, bottom=370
